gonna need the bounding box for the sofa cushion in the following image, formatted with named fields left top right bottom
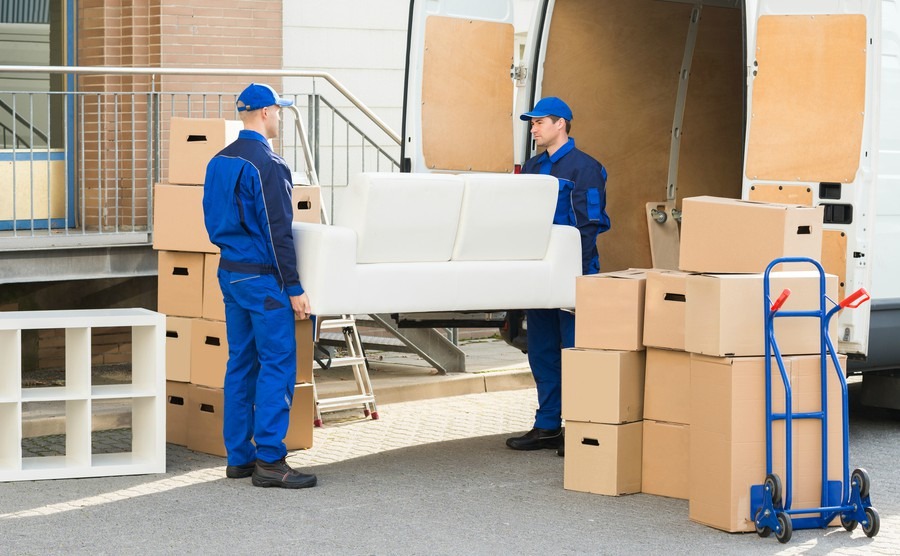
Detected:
left=451, top=173, right=557, bottom=261
left=334, top=172, right=465, bottom=263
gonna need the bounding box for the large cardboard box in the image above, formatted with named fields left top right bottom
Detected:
left=564, top=421, right=642, bottom=496
left=575, top=269, right=646, bottom=351
left=684, top=271, right=838, bottom=357
left=688, top=353, right=844, bottom=532
left=679, top=196, right=824, bottom=274
left=561, top=348, right=645, bottom=424
left=166, top=381, right=190, bottom=446
left=165, top=316, right=192, bottom=382
left=190, top=318, right=314, bottom=388
left=168, top=117, right=242, bottom=185
left=642, top=419, right=690, bottom=500
left=293, top=185, right=322, bottom=224
left=643, top=348, right=691, bottom=424
left=202, top=253, right=224, bottom=322
left=187, top=383, right=314, bottom=457
left=642, top=270, right=690, bottom=350
left=158, top=251, right=205, bottom=318
left=153, top=183, right=219, bottom=253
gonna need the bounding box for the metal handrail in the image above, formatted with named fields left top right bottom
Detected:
left=0, top=65, right=401, bottom=146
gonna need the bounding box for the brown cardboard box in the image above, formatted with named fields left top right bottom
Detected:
left=168, top=117, right=242, bottom=185
left=643, top=348, right=691, bottom=424
left=153, top=183, right=219, bottom=253
left=679, top=196, right=824, bottom=274
left=561, top=348, right=645, bottom=424
left=165, top=316, right=192, bottom=382
left=190, top=318, right=314, bottom=388
left=643, top=270, right=690, bottom=350
left=158, top=251, right=205, bottom=318
left=575, top=269, right=647, bottom=351
left=187, top=383, right=314, bottom=457
left=293, top=186, right=322, bottom=223
left=202, top=253, right=224, bottom=322
left=166, top=381, right=190, bottom=446
left=564, top=421, right=642, bottom=496
left=642, top=419, right=690, bottom=499
left=684, top=271, right=838, bottom=357
left=688, top=353, right=844, bottom=532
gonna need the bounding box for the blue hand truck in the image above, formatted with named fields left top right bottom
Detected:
left=750, top=256, right=880, bottom=544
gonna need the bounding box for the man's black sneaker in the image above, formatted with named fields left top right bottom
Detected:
left=225, top=461, right=256, bottom=479
left=251, top=458, right=318, bottom=489
left=506, top=427, right=564, bottom=451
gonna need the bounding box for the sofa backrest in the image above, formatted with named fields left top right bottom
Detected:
left=334, top=172, right=464, bottom=263
left=451, top=173, right=557, bottom=261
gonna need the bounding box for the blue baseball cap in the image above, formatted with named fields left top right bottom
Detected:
left=520, top=96, right=573, bottom=121
left=236, top=83, right=293, bottom=112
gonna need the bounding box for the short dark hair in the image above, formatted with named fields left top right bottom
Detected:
left=548, top=115, right=571, bottom=134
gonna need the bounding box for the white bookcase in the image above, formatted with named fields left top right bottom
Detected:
left=0, top=309, right=166, bottom=482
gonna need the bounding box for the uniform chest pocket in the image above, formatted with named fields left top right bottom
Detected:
left=554, top=178, right=576, bottom=226
left=587, top=187, right=602, bottom=222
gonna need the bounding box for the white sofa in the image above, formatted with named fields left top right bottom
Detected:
left=291, top=172, right=582, bottom=316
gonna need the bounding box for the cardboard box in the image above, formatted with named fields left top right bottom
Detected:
left=157, top=251, right=205, bottom=318
left=575, top=269, right=647, bottom=351
left=187, top=383, right=314, bottom=457
left=679, top=196, right=824, bottom=274
left=564, top=421, right=642, bottom=496
left=684, top=271, right=838, bottom=357
left=202, top=253, right=224, bottom=322
left=168, top=117, right=242, bottom=185
left=190, top=318, right=313, bottom=388
left=688, top=353, right=844, bottom=532
left=642, top=270, right=690, bottom=350
left=166, top=381, right=190, bottom=446
left=293, top=186, right=322, bottom=224
left=153, top=183, right=219, bottom=253
left=643, top=348, right=691, bottom=424
left=561, top=348, right=645, bottom=424
left=165, top=316, right=192, bottom=382
left=642, top=420, right=690, bottom=499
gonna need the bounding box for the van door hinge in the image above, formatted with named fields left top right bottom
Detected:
left=511, top=64, right=527, bottom=86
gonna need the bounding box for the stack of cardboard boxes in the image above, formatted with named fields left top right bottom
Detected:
left=157, top=117, right=322, bottom=457
left=565, top=196, right=846, bottom=533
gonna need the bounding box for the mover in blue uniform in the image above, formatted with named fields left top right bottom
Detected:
left=506, top=97, right=610, bottom=454
left=203, top=83, right=317, bottom=488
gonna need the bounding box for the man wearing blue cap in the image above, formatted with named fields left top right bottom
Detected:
left=506, top=96, right=610, bottom=454
left=203, top=83, right=317, bottom=488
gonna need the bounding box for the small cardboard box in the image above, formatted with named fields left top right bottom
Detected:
left=165, top=316, right=192, bottom=382
left=575, top=269, right=647, bottom=351
left=561, top=348, right=645, bottom=424
left=168, top=117, right=242, bottom=185
left=642, top=270, right=690, bottom=350
left=157, top=251, right=205, bottom=318
left=166, top=381, right=190, bottom=446
left=642, top=419, right=690, bottom=500
left=679, top=196, right=824, bottom=274
left=153, top=183, right=219, bottom=253
left=643, top=348, right=691, bottom=424
left=187, top=383, right=314, bottom=457
left=564, top=421, right=643, bottom=496
left=202, top=253, right=224, bottom=322
left=684, top=271, right=838, bottom=357
left=688, top=353, right=844, bottom=532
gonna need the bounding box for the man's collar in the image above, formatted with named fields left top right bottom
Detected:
left=239, top=129, right=269, bottom=144
left=547, top=137, right=575, bottom=163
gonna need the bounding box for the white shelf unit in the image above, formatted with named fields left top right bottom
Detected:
left=0, top=309, right=166, bottom=482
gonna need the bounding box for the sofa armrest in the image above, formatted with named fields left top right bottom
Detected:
left=545, top=224, right=583, bottom=309
left=292, top=222, right=358, bottom=314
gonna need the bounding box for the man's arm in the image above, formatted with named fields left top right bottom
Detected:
left=258, top=160, right=304, bottom=297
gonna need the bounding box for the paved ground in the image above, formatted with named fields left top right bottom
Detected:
left=5, top=340, right=900, bottom=554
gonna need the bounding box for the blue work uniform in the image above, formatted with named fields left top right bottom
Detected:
left=522, top=137, right=609, bottom=430
left=203, top=129, right=303, bottom=465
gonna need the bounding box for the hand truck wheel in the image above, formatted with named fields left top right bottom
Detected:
left=765, top=473, right=783, bottom=507
left=775, top=512, right=792, bottom=544
left=862, top=507, right=880, bottom=538
left=851, top=468, right=871, bottom=499
left=754, top=508, right=772, bottom=538
left=840, top=513, right=858, bottom=532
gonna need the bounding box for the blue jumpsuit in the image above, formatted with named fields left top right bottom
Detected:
left=522, top=138, right=610, bottom=430
left=203, top=129, right=303, bottom=465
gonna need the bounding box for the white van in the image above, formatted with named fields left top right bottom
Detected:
left=401, top=0, right=900, bottom=405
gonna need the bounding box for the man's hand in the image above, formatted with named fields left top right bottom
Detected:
left=290, top=293, right=311, bottom=320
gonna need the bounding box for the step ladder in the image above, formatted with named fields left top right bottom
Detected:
left=312, top=315, right=379, bottom=426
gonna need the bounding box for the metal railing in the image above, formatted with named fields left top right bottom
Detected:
left=0, top=66, right=401, bottom=250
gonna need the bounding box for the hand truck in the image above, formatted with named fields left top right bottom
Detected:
left=750, top=256, right=879, bottom=543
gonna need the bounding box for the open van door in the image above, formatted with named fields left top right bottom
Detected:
left=741, top=0, right=881, bottom=358
left=401, top=0, right=516, bottom=174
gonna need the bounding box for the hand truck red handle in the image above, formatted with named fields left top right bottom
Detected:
left=840, top=288, right=870, bottom=309
left=770, top=288, right=791, bottom=312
